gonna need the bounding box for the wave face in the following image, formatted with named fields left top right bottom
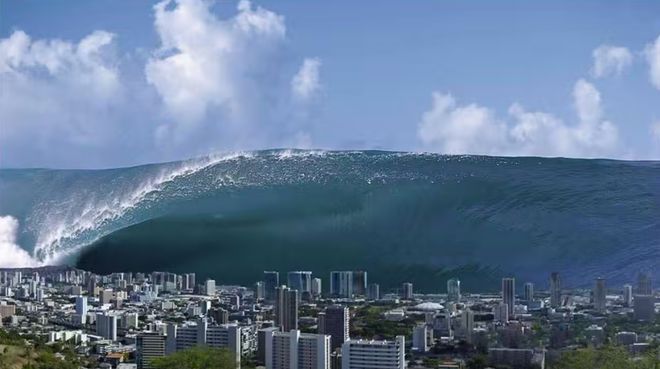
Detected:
left=0, top=150, right=658, bottom=291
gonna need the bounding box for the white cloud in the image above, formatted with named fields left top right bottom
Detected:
left=0, top=0, right=320, bottom=168
left=418, top=79, right=620, bottom=158
left=291, top=58, right=322, bottom=101
left=418, top=93, right=507, bottom=155
left=0, top=29, right=133, bottom=167
left=145, top=0, right=291, bottom=141
left=645, top=35, right=660, bottom=90
left=591, top=45, right=633, bottom=78
left=0, top=216, right=39, bottom=268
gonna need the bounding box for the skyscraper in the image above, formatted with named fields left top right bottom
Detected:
left=255, top=281, right=265, bottom=300
left=633, top=295, right=655, bottom=321
left=75, top=296, right=88, bottom=324
left=265, top=329, right=331, bottom=369
left=447, top=278, right=461, bottom=302
left=96, top=313, right=118, bottom=341
left=275, top=286, right=299, bottom=332
left=461, top=309, right=475, bottom=342
left=637, top=272, right=653, bottom=295
left=593, top=277, right=606, bottom=312
left=311, top=278, right=322, bottom=298
left=100, top=289, right=113, bottom=305
left=330, top=271, right=353, bottom=298
left=137, top=332, right=167, bottom=369
left=494, top=303, right=509, bottom=323
left=502, top=278, right=515, bottom=316
left=352, top=271, right=367, bottom=296
left=342, top=336, right=405, bottom=369
left=264, top=271, right=279, bottom=302
left=287, top=271, right=313, bottom=294
left=523, top=282, right=534, bottom=302
left=205, top=279, right=216, bottom=296
left=87, top=275, right=98, bottom=297
left=367, top=283, right=380, bottom=301
left=412, top=324, right=430, bottom=352
left=318, top=305, right=349, bottom=350
left=623, top=284, right=633, bottom=307
left=550, top=272, right=561, bottom=308
left=402, top=282, right=413, bottom=300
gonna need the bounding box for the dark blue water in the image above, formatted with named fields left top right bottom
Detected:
left=0, top=150, right=658, bottom=291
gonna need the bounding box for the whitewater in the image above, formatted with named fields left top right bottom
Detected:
left=1, top=150, right=658, bottom=289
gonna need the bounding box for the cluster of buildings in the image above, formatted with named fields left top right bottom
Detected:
left=0, top=267, right=657, bottom=369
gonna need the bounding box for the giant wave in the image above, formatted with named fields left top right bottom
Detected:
left=0, top=150, right=658, bottom=291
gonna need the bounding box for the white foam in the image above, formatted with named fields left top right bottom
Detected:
left=0, top=215, right=41, bottom=268
left=32, top=152, right=252, bottom=265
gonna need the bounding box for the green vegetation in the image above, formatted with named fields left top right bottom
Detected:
left=151, top=346, right=254, bottom=369
left=351, top=305, right=418, bottom=340
left=0, top=329, right=89, bottom=369
left=551, top=346, right=659, bottom=369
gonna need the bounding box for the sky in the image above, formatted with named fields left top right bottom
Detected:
left=2, top=0, right=660, bottom=168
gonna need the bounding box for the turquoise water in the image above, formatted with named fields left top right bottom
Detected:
left=1, top=150, right=658, bottom=291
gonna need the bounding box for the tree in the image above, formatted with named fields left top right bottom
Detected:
left=150, top=346, right=239, bottom=369
left=551, top=346, right=659, bottom=369
left=467, top=354, right=488, bottom=369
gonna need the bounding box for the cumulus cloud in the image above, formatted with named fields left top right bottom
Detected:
left=0, top=216, right=39, bottom=268
left=0, top=0, right=320, bottom=168
left=146, top=0, right=305, bottom=145
left=591, top=45, right=633, bottom=78
left=0, top=30, right=131, bottom=167
left=418, top=93, right=507, bottom=155
left=418, top=79, right=620, bottom=158
left=291, top=58, right=322, bottom=101
left=645, top=35, right=660, bottom=90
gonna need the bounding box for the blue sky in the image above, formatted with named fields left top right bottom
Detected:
left=2, top=0, right=660, bottom=168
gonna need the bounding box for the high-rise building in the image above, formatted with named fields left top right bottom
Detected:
left=341, top=336, right=405, bottom=369
left=182, top=273, right=196, bottom=291
left=275, top=286, right=299, bottom=332
left=502, top=278, right=515, bottom=316
left=165, top=318, right=241, bottom=367
left=352, top=271, right=367, bottom=296
left=550, top=272, right=561, bottom=308
left=288, top=271, right=313, bottom=294
left=412, top=324, right=430, bottom=352
left=96, top=313, right=118, bottom=341
left=257, top=327, right=280, bottom=365
left=402, top=282, right=413, bottom=300
left=633, top=295, right=655, bottom=321
left=523, top=282, right=534, bottom=302
left=623, top=284, right=633, bottom=307
left=205, top=279, right=216, bottom=296
left=447, top=278, right=461, bottom=302
left=593, top=278, right=606, bottom=312
left=330, top=271, right=353, bottom=298
left=311, top=278, right=322, bottom=298
left=75, top=296, right=88, bottom=324
left=461, top=309, right=475, bottom=342
left=137, top=332, right=166, bottom=369
left=367, top=283, right=380, bottom=301
left=637, top=272, right=653, bottom=295
left=265, top=329, right=330, bottom=369
left=100, top=289, right=113, bottom=305
left=87, top=276, right=98, bottom=297
left=494, top=303, right=509, bottom=323
left=318, top=305, right=349, bottom=350
left=264, top=271, right=280, bottom=302
left=255, top=281, right=265, bottom=300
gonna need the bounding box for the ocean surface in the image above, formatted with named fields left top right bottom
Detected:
left=0, top=150, right=658, bottom=292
